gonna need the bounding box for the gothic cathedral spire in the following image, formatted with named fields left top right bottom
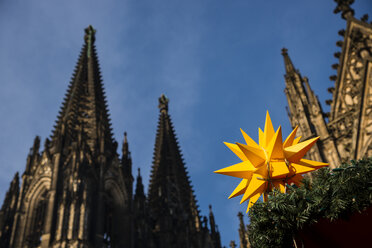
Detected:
left=282, top=48, right=324, bottom=159
left=148, top=95, right=201, bottom=245
left=0, top=26, right=222, bottom=248
left=147, top=94, right=205, bottom=247
left=51, top=25, right=115, bottom=155
left=5, top=26, right=132, bottom=248
left=282, top=48, right=340, bottom=168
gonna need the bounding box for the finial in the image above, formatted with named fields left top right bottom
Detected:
left=237, top=212, right=244, bottom=221
left=122, top=132, right=130, bottom=158
left=31, top=136, right=41, bottom=155
left=281, top=47, right=288, bottom=55
left=202, top=216, right=208, bottom=227
left=138, top=167, right=141, bottom=175
left=11, top=172, right=19, bottom=187
left=84, top=25, right=96, bottom=44
left=84, top=25, right=96, bottom=58
left=44, top=138, right=50, bottom=149
left=14, top=171, right=19, bottom=178
left=334, top=0, right=355, bottom=20
left=158, top=94, right=169, bottom=113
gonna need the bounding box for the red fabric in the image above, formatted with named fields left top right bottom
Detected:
left=295, top=206, right=372, bottom=248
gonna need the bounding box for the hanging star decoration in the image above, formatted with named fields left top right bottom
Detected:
left=214, top=111, right=329, bottom=213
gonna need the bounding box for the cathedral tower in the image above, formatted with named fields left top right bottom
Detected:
left=328, top=0, right=372, bottom=161
left=283, top=0, right=372, bottom=167
left=147, top=95, right=220, bottom=248
left=0, top=26, right=222, bottom=248
left=1, top=26, right=132, bottom=248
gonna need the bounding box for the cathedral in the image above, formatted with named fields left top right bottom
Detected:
left=0, top=0, right=371, bottom=248
left=0, top=26, right=221, bottom=248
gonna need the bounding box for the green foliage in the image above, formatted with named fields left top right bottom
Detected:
left=248, top=158, right=372, bottom=248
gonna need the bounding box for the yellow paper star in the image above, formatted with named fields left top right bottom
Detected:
left=214, top=111, right=329, bottom=213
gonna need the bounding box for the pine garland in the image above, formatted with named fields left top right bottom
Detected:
left=248, top=158, right=372, bottom=248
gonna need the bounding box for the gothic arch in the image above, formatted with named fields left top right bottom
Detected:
left=23, top=177, right=51, bottom=247
left=104, top=178, right=126, bottom=208
left=103, top=178, right=128, bottom=247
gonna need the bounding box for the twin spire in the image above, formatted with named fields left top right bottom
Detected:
left=50, top=25, right=174, bottom=161
left=50, top=26, right=201, bottom=233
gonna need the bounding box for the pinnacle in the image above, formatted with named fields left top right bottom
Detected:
left=12, top=172, right=19, bottom=182
left=136, top=168, right=143, bottom=185
left=124, top=132, right=128, bottom=143
left=209, top=204, right=215, bottom=216
left=237, top=212, right=244, bottom=222
left=281, top=48, right=296, bottom=75
left=122, top=133, right=130, bottom=157
left=281, top=47, right=288, bottom=55
left=333, top=0, right=355, bottom=20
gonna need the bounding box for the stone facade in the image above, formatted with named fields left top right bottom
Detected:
left=283, top=0, right=372, bottom=168
left=0, top=26, right=221, bottom=248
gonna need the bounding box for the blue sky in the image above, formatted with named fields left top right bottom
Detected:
left=0, top=0, right=371, bottom=246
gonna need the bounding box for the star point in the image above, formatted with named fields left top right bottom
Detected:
left=215, top=111, right=329, bottom=213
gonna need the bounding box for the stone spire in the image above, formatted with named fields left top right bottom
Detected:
left=135, top=168, right=145, bottom=200
left=133, top=168, right=149, bottom=248
left=209, top=205, right=216, bottom=235
left=122, top=132, right=130, bottom=159
left=147, top=94, right=203, bottom=247
left=122, top=132, right=133, bottom=196
left=237, top=212, right=250, bottom=248
left=50, top=25, right=115, bottom=155
left=282, top=48, right=340, bottom=168
left=122, top=132, right=132, bottom=171
left=282, top=51, right=317, bottom=133
left=0, top=173, right=19, bottom=248
left=282, top=48, right=312, bottom=105
left=25, top=136, right=40, bottom=174
left=209, top=205, right=222, bottom=248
